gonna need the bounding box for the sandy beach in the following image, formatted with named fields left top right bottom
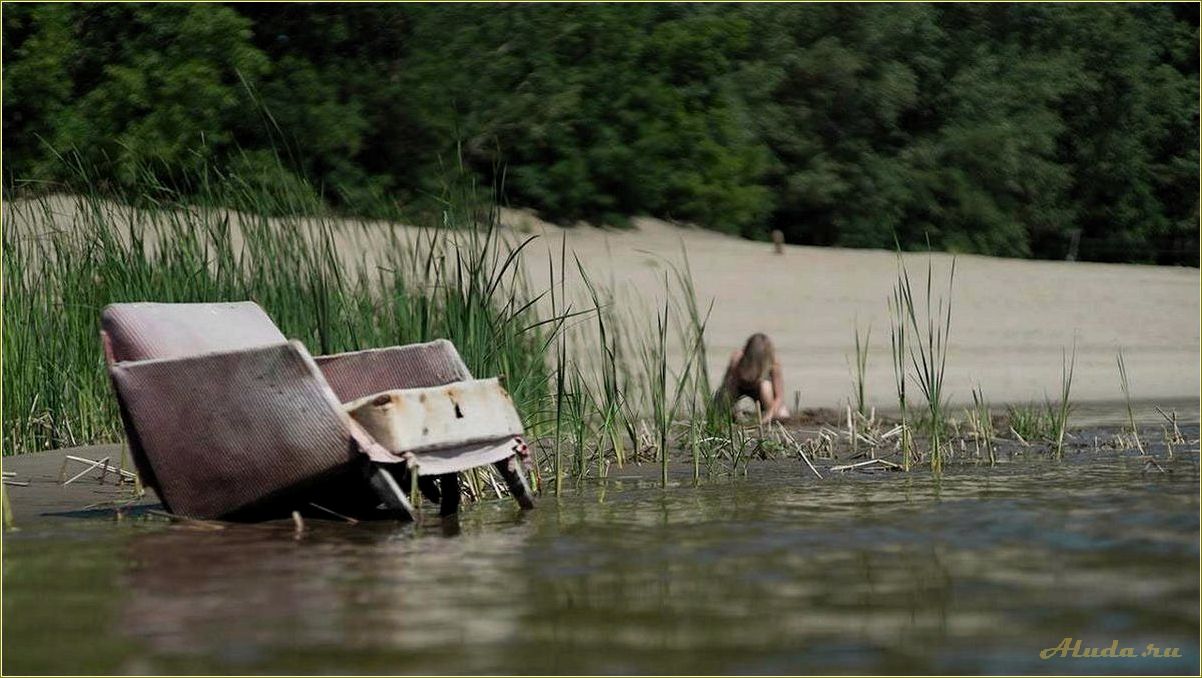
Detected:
left=502, top=209, right=1199, bottom=414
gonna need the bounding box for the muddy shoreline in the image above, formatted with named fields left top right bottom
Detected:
left=4, top=419, right=1195, bottom=526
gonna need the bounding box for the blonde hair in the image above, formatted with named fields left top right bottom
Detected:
left=735, top=333, right=775, bottom=385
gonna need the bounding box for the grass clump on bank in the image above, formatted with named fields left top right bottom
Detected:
left=890, top=253, right=956, bottom=473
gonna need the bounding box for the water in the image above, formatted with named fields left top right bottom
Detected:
left=4, top=442, right=1198, bottom=675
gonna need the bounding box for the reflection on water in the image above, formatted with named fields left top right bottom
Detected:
left=4, top=442, right=1199, bottom=675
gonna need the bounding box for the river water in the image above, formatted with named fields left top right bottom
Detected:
left=3, top=435, right=1198, bottom=675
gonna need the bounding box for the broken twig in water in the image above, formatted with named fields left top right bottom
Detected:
left=65, top=455, right=137, bottom=480
left=80, top=498, right=145, bottom=511
left=1141, top=456, right=1167, bottom=474
left=63, top=456, right=110, bottom=486
left=1154, top=406, right=1185, bottom=445
left=147, top=509, right=225, bottom=530
left=1010, top=427, right=1029, bottom=447
left=775, top=422, right=822, bottom=480
left=830, top=458, right=903, bottom=473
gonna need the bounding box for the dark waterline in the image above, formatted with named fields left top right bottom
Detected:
left=3, top=438, right=1199, bottom=675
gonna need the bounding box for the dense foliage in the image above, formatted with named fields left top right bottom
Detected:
left=4, top=2, right=1197, bottom=264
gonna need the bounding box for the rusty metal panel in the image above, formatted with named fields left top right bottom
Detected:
left=398, top=438, right=524, bottom=476
left=343, top=378, right=523, bottom=453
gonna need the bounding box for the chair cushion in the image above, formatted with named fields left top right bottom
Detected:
left=314, top=340, right=472, bottom=403
left=101, top=302, right=287, bottom=363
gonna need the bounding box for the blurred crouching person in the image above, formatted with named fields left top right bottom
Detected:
left=714, top=333, right=790, bottom=423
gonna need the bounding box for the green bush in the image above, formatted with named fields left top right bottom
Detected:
left=3, top=3, right=1198, bottom=264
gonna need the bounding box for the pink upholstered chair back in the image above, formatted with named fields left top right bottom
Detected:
left=101, top=301, right=287, bottom=363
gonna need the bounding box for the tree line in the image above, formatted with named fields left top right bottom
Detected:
left=4, top=2, right=1197, bottom=264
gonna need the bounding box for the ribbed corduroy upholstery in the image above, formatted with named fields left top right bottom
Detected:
left=315, top=340, right=473, bottom=403
left=110, top=341, right=359, bottom=518
left=101, top=302, right=287, bottom=362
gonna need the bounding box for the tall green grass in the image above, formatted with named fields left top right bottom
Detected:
left=1005, top=403, right=1054, bottom=443
left=2, top=169, right=553, bottom=454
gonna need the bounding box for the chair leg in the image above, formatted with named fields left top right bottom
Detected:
left=418, top=476, right=441, bottom=505
left=438, top=473, right=460, bottom=517
left=493, top=455, right=535, bottom=510
left=366, top=464, right=417, bottom=521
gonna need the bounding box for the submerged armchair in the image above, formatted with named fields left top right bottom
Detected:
left=101, top=301, right=534, bottom=521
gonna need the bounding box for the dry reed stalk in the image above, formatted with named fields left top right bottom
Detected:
left=2, top=486, right=14, bottom=530
left=1010, top=426, right=1030, bottom=447
left=308, top=502, right=359, bottom=525
left=62, top=456, right=110, bottom=486
left=1155, top=406, right=1184, bottom=450
left=830, top=458, right=902, bottom=472
left=774, top=422, right=823, bottom=480
left=65, top=455, right=137, bottom=480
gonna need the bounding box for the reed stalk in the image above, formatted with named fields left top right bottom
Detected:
left=1051, top=342, right=1077, bottom=459
left=1116, top=348, right=1145, bottom=454
left=970, top=385, right=995, bottom=465
left=888, top=281, right=913, bottom=470
left=851, top=322, right=871, bottom=419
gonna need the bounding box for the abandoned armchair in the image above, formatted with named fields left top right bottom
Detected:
left=100, top=301, right=535, bottom=521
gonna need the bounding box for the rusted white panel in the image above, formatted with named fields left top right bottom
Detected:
left=343, top=378, right=524, bottom=456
